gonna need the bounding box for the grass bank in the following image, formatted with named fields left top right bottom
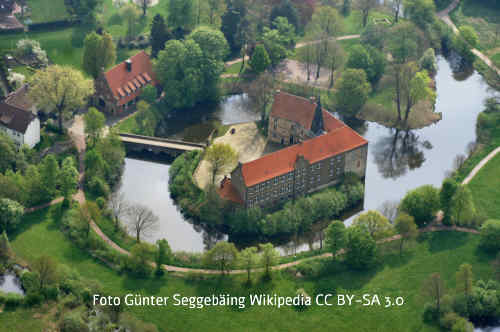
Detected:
left=6, top=205, right=495, bottom=332
left=467, top=153, right=500, bottom=219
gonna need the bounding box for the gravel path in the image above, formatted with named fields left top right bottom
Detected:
left=462, top=146, right=500, bottom=185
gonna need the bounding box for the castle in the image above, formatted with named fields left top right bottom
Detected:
left=219, top=92, right=368, bottom=208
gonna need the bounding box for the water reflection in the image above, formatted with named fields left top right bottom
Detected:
left=372, top=128, right=432, bottom=179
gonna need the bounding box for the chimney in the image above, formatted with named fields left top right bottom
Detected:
left=125, top=59, right=132, bottom=72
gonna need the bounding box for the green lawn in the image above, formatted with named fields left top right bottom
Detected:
left=0, top=28, right=84, bottom=71
left=450, top=0, right=500, bottom=51
left=467, top=153, right=500, bottom=219
left=4, top=204, right=495, bottom=332
left=22, top=0, right=70, bottom=23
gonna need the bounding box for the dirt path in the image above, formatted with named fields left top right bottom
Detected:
left=437, top=0, right=500, bottom=76
left=224, top=34, right=361, bottom=67
left=462, top=146, right=500, bottom=185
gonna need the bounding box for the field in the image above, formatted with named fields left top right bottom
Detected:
left=2, top=204, right=495, bottom=332
left=467, top=153, right=500, bottom=219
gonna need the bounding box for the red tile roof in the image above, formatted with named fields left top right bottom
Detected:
left=270, top=92, right=318, bottom=130
left=241, top=126, right=367, bottom=187
left=217, top=178, right=243, bottom=204
left=104, top=51, right=157, bottom=107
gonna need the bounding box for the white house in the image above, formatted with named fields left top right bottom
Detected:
left=0, top=101, right=40, bottom=148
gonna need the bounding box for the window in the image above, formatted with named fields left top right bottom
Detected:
left=316, top=163, right=321, bottom=170
left=357, top=160, right=361, bottom=168
left=274, top=177, right=278, bottom=185
left=273, top=118, right=278, bottom=129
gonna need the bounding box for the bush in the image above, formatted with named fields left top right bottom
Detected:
left=25, top=291, right=44, bottom=306
left=479, top=219, right=500, bottom=251
left=59, top=312, right=89, bottom=332
left=88, top=177, right=110, bottom=198
left=345, top=226, right=377, bottom=270
left=4, top=293, right=24, bottom=309
left=296, top=260, right=324, bottom=277
left=42, top=285, right=59, bottom=301
left=21, top=271, right=40, bottom=293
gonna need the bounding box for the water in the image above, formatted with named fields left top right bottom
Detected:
left=117, top=56, right=497, bottom=253
left=475, top=326, right=500, bottom=332
left=0, top=272, right=25, bottom=296
left=158, top=94, right=259, bottom=143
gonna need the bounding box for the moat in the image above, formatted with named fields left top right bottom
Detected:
left=115, top=56, right=497, bottom=253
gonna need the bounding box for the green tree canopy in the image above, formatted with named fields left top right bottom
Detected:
left=29, top=65, right=94, bottom=132
left=270, top=0, right=300, bottom=32
left=479, top=219, right=500, bottom=252
left=238, top=246, right=258, bottom=283
left=404, top=0, right=436, bottom=29
left=168, top=0, right=195, bottom=38
left=394, top=212, right=418, bottom=256
left=204, top=143, right=238, bottom=184
left=0, top=198, right=24, bottom=233
left=150, top=14, right=172, bottom=58
left=325, top=220, right=346, bottom=258
left=84, top=107, right=106, bottom=147
left=399, top=185, right=440, bottom=227
left=0, top=132, right=17, bottom=174
left=449, top=186, right=476, bottom=227
left=204, top=241, right=238, bottom=273
left=82, top=31, right=116, bottom=79
left=352, top=210, right=393, bottom=240
left=345, top=226, right=377, bottom=270
left=335, top=68, right=371, bottom=118
left=259, top=243, right=279, bottom=277
left=459, top=26, right=479, bottom=49
left=249, top=44, right=271, bottom=74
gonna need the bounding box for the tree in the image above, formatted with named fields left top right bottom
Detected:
left=261, top=17, right=295, bottom=67
left=459, top=26, right=479, bottom=49
left=127, top=204, right=159, bottom=243
left=451, top=318, right=474, bottom=332
left=168, top=0, right=195, bottom=38
left=394, top=213, right=418, bottom=256
left=419, top=48, right=437, bottom=74
left=246, top=71, right=275, bottom=121
left=155, top=239, right=171, bottom=276
left=389, top=22, right=420, bottom=65
left=109, top=191, right=129, bottom=232
left=40, top=154, right=60, bottom=199
left=392, top=0, right=403, bottom=22
left=346, top=44, right=385, bottom=85
left=221, top=0, right=247, bottom=54
left=138, top=0, right=152, bottom=16
left=0, top=132, right=16, bottom=173
left=353, top=210, right=393, bottom=240
left=306, top=6, right=344, bottom=80
left=64, top=0, right=102, bottom=24
left=24, top=165, right=44, bottom=206
left=59, top=157, right=79, bottom=201
left=326, top=40, right=346, bottom=88
left=270, top=0, right=300, bottom=32
left=135, top=101, right=157, bottom=136
left=356, top=0, right=378, bottom=27
left=422, top=272, right=445, bottom=313
left=121, top=3, right=140, bottom=41
left=378, top=200, right=400, bottom=223
left=82, top=32, right=116, bottom=79
left=259, top=243, right=279, bottom=278
left=325, top=220, right=346, bottom=258
left=456, top=263, right=473, bottom=296
left=345, top=226, right=377, bottom=269
left=0, top=231, right=12, bottom=262
left=128, top=243, right=154, bottom=277
left=84, top=107, right=106, bottom=147
left=335, top=68, right=371, bottom=118
left=238, top=246, right=258, bottom=284
left=0, top=198, right=24, bottom=233
left=29, top=65, right=94, bottom=132
left=249, top=44, right=271, bottom=74
left=404, top=0, right=436, bottom=29
left=32, top=255, right=58, bottom=290
left=449, top=186, right=476, bottom=227
left=342, top=0, right=351, bottom=16
left=479, top=219, right=500, bottom=252
left=204, top=241, right=238, bottom=274
left=399, top=185, right=440, bottom=227
left=78, top=201, right=100, bottom=239
left=150, top=14, right=171, bottom=58
left=205, top=143, right=238, bottom=184
left=205, top=0, right=226, bottom=26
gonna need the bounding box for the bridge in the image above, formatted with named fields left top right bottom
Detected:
left=118, top=133, right=206, bottom=157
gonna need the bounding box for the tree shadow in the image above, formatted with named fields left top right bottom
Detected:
left=427, top=231, right=469, bottom=253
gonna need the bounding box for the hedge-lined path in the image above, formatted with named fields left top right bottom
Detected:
left=462, top=146, right=500, bottom=185
left=438, top=0, right=500, bottom=76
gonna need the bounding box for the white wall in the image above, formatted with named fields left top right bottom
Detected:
left=23, top=117, right=40, bottom=148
